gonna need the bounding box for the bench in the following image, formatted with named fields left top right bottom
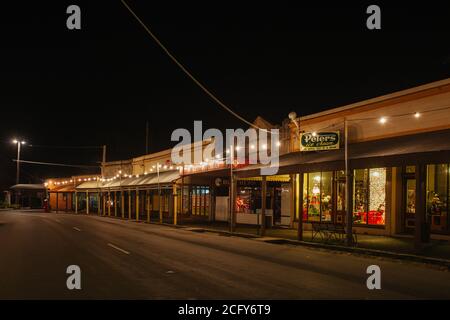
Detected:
left=311, top=222, right=357, bottom=244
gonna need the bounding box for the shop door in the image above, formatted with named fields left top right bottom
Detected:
left=404, top=177, right=416, bottom=233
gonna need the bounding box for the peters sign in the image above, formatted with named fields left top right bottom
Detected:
left=300, top=131, right=340, bottom=151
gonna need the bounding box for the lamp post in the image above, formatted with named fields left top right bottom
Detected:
left=12, top=139, right=26, bottom=205
left=13, top=139, right=26, bottom=185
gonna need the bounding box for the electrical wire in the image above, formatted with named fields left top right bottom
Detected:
left=120, top=0, right=271, bottom=133
left=28, top=145, right=102, bottom=149
left=12, top=159, right=99, bottom=169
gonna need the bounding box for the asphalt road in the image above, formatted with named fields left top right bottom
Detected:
left=1, top=210, right=449, bottom=299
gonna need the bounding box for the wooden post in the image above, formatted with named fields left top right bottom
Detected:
left=290, top=174, right=296, bottom=228
left=146, top=190, right=150, bottom=222
left=173, top=184, right=178, bottom=225
left=261, top=176, right=267, bottom=236
left=136, top=188, right=139, bottom=221
left=114, top=191, right=118, bottom=217
left=107, top=191, right=111, bottom=216
left=86, top=190, right=90, bottom=215
left=75, top=191, right=78, bottom=214
left=344, top=118, right=354, bottom=246
left=297, top=173, right=303, bottom=241
left=121, top=191, right=125, bottom=219
left=102, top=193, right=106, bottom=216
left=128, top=190, right=132, bottom=220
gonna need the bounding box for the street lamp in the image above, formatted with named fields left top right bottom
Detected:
left=12, top=139, right=26, bottom=185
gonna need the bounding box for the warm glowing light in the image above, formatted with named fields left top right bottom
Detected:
left=150, top=168, right=153, bottom=172
left=262, top=144, right=267, bottom=150
left=169, top=166, right=173, bottom=170
left=226, top=149, right=230, bottom=154
left=12, top=139, right=18, bottom=144
left=314, top=175, right=321, bottom=182
left=235, top=146, right=240, bottom=151
left=414, top=112, right=421, bottom=118
left=152, top=165, right=156, bottom=169
left=215, top=154, right=221, bottom=159
left=163, top=165, right=167, bottom=169
left=250, top=144, right=255, bottom=149
left=276, top=141, right=281, bottom=147
left=312, top=132, right=317, bottom=137
left=144, top=172, right=148, bottom=175
left=118, top=170, right=122, bottom=174
left=379, top=117, right=387, bottom=124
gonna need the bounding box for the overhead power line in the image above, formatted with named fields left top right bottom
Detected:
left=28, top=145, right=102, bottom=149
left=120, top=0, right=270, bottom=133
left=12, top=159, right=99, bottom=169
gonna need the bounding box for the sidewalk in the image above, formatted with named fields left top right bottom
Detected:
left=177, top=220, right=450, bottom=262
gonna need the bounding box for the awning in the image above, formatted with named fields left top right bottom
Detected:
left=10, top=184, right=46, bottom=191
left=236, top=128, right=450, bottom=176
left=238, top=175, right=291, bottom=182
left=76, top=170, right=180, bottom=190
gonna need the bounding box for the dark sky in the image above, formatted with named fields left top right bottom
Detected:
left=1, top=1, right=449, bottom=190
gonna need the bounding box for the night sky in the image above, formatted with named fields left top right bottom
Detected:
left=1, top=1, right=449, bottom=191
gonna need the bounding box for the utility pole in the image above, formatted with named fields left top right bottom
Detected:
left=145, top=121, right=149, bottom=154
left=101, top=145, right=107, bottom=176
left=344, top=118, right=353, bottom=246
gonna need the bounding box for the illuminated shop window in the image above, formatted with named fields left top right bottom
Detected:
left=353, top=168, right=386, bottom=226
left=303, top=172, right=333, bottom=222
left=426, top=164, right=449, bottom=233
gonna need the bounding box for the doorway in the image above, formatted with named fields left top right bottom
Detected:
left=403, top=166, right=416, bottom=233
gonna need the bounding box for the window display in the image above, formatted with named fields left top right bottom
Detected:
left=303, top=171, right=333, bottom=222
left=426, top=164, right=449, bottom=233
left=353, top=168, right=386, bottom=226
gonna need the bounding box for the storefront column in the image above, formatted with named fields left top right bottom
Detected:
left=97, top=193, right=101, bottom=215
left=136, top=188, right=140, bottom=221
left=75, top=191, right=78, bottom=214
left=114, top=192, right=118, bottom=217
left=261, top=175, right=267, bottom=236
left=102, top=193, right=106, bottom=216
left=173, top=185, right=178, bottom=225
left=128, top=190, right=132, bottom=220
left=297, top=173, right=303, bottom=241
left=345, top=171, right=354, bottom=246
left=121, top=191, right=125, bottom=219
left=290, top=174, right=296, bottom=228
left=86, top=190, right=90, bottom=215
left=415, top=164, right=429, bottom=249
left=146, top=190, right=150, bottom=223
left=107, top=191, right=111, bottom=216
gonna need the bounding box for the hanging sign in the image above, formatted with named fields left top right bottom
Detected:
left=300, top=131, right=340, bottom=151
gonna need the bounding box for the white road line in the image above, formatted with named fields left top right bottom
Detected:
left=73, top=227, right=82, bottom=232
left=107, top=243, right=130, bottom=255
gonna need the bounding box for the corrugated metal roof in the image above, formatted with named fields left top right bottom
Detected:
left=76, top=170, right=180, bottom=190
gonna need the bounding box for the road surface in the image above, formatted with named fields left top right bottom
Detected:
left=0, top=210, right=449, bottom=299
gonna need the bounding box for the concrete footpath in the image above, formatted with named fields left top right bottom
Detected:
left=171, top=221, right=450, bottom=270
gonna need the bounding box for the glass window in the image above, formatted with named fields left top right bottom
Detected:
left=353, top=168, right=386, bottom=226
left=303, top=172, right=333, bottom=222
left=427, top=164, right=449, bottom=233
left=307, top=173, right=321, bottom=221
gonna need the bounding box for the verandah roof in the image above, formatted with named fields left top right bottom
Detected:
left=76, top=170, right=180, bottom=190
left=236, top=128, right=450, bottom=176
